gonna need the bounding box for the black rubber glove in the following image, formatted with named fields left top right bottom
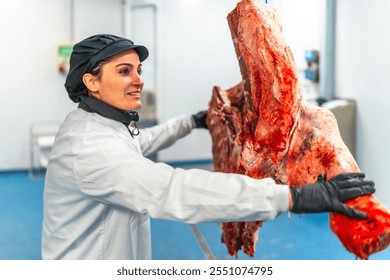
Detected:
left=290, top=173, right=375, bottom=219
left=192, top=110, right=208, bottom=129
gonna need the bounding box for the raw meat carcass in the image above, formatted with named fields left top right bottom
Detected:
left=207, top=0, right=390, bottom=259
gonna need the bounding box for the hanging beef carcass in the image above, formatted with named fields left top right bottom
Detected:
left=206, top=0, right=390, bottom=259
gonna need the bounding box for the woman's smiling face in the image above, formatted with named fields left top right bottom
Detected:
left=83, top=49, right=144, bottom=111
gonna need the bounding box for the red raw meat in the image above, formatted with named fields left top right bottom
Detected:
left=207, top=0, right=390, bottom=259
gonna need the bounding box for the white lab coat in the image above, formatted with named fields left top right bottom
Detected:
left=42, top=108, right=289, bottom=260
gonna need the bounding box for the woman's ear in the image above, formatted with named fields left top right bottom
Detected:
left=82, top=73, right=100, bottom=94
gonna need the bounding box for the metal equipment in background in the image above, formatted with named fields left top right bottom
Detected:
left=137, top=90, right=157, bottom=122
left=189, top=224, right=216, bottom=260
left=137, top=90, right=158, bottom=161
left=29, top=121, right=61, bottom=178
left=322, top=99, right=357, bottom=157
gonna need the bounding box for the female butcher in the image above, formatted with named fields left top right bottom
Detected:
left=42, top=34, right=375, bottom=260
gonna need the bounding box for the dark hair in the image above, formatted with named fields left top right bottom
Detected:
left=81, top=59, right=110, bottom=96
left=89, top=58, right=109, bottom=80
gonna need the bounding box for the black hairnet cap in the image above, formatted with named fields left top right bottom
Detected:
left=65, top=34, right=149, bottom=103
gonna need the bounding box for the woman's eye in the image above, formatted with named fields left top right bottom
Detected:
left=137, top=69, right=143, bottom=75
left=119, top=68, right=129, bottom=74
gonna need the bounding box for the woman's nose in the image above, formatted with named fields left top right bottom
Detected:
left=133, top=74, right=144, bottom=88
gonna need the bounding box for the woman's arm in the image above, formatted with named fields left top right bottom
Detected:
left=137, top=115, right=195, bottom=156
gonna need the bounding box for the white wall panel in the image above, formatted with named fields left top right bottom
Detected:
left=0, top=0, right=122, bottom=170
left=336, top=0, right=390, bottom=207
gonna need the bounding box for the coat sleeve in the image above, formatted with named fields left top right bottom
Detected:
left=73, top=129, right=290, bottom=224
left=137, top=115, right=195, bottom=156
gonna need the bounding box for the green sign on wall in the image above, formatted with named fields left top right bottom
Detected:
left=58, top=45, right=73, bottom=58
